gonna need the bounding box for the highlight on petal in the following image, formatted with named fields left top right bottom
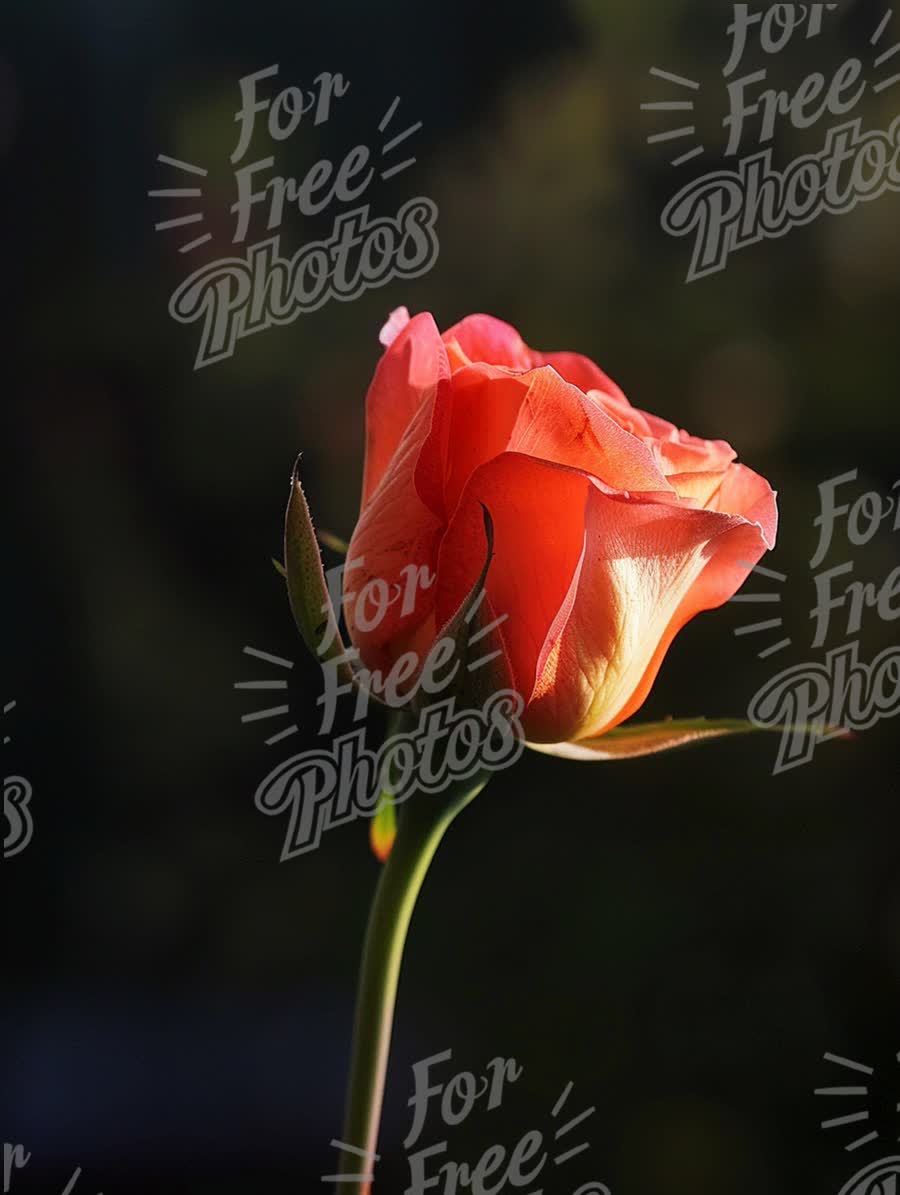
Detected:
left=665, top=469, right=729, bottom=506
left=379, top=305, right=411, bottom=348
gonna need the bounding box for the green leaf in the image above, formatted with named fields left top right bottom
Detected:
left=368, top=709, right=410, bottom=862
left=283, top=458, right=354, bottom=685
left=370, top=792, right=397, bottom=862
left=317, top=528, right=349, bottom=555
left=528, top=716, right=848, bottom=762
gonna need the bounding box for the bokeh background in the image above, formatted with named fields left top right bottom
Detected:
left=4, top=0, right=899, bottom=1191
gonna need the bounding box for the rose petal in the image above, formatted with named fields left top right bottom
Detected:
left=434, top=452, right=588, bottom=705
left=508, top=367, right=674, bottom=495
left=652, top=427, right=738, bottom=475
left=415, top=363, right=527, bottom=521
left=443, top=335, right=472, bottom=371
left=415, top=364, right=674, bottom=521
left=525, top=469, right=778, bottom=742
left=379, top=306, right=411, bottom=348
left=441, top=313, right=534, bottom=371
left=534, top=350, right=626, bottom=400
left=705, top=461, right=778, bottom=545
left=665, top=469, right=729, bottom=506
left=592, top=393, right=738, bottom=478
left=347, top=394, right=444, bottom=675
left=362, top=312, right=449, bottom=507
left=589, top=388, right=655, bottom=437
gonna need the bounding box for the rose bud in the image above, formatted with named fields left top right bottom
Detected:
left=343, top=309, right=777, bottom=756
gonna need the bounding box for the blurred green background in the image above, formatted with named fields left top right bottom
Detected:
left=4, top=0, right=899, bottom=1191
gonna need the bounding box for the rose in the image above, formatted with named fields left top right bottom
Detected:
left=308, top=312, right=783, bottom=1191
left=343, top=308, right=777, bottom=755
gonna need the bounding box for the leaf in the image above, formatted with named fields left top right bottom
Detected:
left=317, top=528, right=349, bottom=555
left=271, top=558, right=287, bottom=578
left=368, top=709, right=409, bottom=862
left=370, top=792, right=397, bottom=862
left=283, top=458, right=354, bottom=685
left=527, top=716, right=849, bottom=762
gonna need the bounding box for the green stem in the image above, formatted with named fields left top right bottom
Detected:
left=337, top=774, right=488, bottom=1194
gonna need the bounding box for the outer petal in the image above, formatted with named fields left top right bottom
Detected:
left=346, top=394, right=444, bottom=676
left=441, top=313, right=534, bottom=371
left=533, top=350, right=626, bottom=400
left=434, top=453, right=588, bottom=707
left=525, top=467, right=778, bottom=743
left=705, top=460, right=778, bottom=534
left=379, top=305, right=411, bottom=348
left=362, top=312, right=449, bottom=507
left=441, top=313, right=629, bottom=402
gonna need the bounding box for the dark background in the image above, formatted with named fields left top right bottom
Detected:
left=4, top=0, right=899, bottom=1192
